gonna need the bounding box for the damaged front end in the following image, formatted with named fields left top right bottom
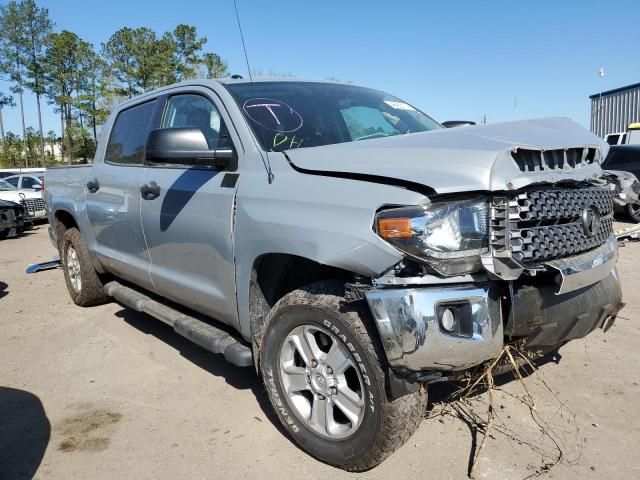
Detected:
left=364, top=146, right=624, bottom=377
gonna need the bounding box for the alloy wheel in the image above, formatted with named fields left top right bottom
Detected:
left=66, top=245, right=82, bottom=293
left=278, top=324, right=366, bottom=439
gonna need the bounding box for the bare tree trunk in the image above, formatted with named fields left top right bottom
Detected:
left=18, top=88, right=28, bottom=168
left=35, top=93, right=45, bottom=166
left=60, top=109, right=66, bottom=164
left=75, top=88, right=84, bottom=130
left=65, top=103, right=73, bottom=163
left=75, top=90, right=86, bottom=162
left=0, top=107, right=5, bottom=143
left=92, top=107, right=97, bottom=142
left=91, top=80, right=98, bottom=141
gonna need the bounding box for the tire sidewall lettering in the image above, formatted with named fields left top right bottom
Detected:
left=265, top=367, right=300, bottom=433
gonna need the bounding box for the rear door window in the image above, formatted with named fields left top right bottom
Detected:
left=106, top=100, right=157, bottom=165
left=5, top=177, right=18, bottom=187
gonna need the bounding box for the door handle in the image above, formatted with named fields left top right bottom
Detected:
left=140, top=181, right=161, bottom=200
left=86, top=177, right=100, bottom=193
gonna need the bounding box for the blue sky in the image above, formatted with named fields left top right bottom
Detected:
left=1, top=0, right=639, bottom=136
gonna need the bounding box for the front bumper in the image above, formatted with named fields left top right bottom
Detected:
left=366, top=285, right=504, bottom=371
left=365, top=240, right=623, bottom=372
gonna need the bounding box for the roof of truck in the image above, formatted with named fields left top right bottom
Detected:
left=115, top=77, right=363, bottom=110
left=215, top=76, right=350, bottom=85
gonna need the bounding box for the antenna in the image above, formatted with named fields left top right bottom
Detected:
left=233, top=0, right=253, bottom=82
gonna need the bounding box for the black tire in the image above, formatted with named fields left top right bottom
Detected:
left=258, top=281, right=426, bottom=471
left=626, top=202, right=640, bottom=223
left=60, top=228, right=109, bottom=307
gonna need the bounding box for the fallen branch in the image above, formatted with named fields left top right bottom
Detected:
left=469, top=364, right=495, bottom=479
left=428, top=343, right=582, bottom=479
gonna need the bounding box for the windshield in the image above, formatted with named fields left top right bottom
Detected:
left=226, top=81, right=441, bottom=152
left=0, top=179, right=17, bottom=191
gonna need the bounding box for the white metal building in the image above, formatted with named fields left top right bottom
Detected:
left=590, top=82, right=640, bottom=138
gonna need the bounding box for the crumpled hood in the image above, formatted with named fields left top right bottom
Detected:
left=285, top=117, right=606, bottom=194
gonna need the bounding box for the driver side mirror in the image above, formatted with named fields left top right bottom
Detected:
left=145, top=127, right=236, bottom=170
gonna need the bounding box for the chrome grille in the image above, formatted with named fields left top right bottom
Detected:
left=511, top=147, right=598, bottom=173
left=24, top=198, right=45, bottom=214
left=491, top=186, right=614, bottom=267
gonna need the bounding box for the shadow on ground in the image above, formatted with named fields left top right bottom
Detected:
left=0, top=281, right=7, bottom=300
left=0, top=387, right=51, bottom=480
left=112, top=307, right=568, bottom=471
left=4, top=230, right=38, bottom=241
left=114, top=308, right=292, bottom=440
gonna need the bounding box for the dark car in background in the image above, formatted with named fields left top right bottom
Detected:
left=602, top=144, right=640, bottom=222
left=0, top=199, right=31, bottom=239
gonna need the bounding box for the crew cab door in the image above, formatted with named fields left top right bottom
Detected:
left=85, top=99, right=158, bottom=291
left=139, top=90, right=240, bottom=327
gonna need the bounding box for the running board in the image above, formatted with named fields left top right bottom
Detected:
left=25, top=256, right=61, bottom=274
left=104, top=281, right=253, bottom=367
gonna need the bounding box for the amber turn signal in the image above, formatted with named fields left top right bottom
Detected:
left=378, top=217, right=413, bottom=238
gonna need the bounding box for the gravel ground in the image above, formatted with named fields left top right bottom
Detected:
left=1, top=225, right=639, bottom=480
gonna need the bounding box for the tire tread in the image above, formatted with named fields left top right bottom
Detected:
left=61, top=228, right=109, bottom=307
left=258, top=280, right=426, bottom=471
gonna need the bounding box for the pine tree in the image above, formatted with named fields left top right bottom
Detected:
left=0, top=92, right=15, bottom=142
left=0, top=1, right=29, bottom=166
left=19, top=0, right=53, bottom=166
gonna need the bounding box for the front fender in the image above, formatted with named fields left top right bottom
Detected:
left=233, top=164, right=427, bottom=340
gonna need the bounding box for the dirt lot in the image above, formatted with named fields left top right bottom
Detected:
left=1, top=226, right=639, bottom=480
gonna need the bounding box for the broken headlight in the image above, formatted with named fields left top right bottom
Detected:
left=376, top=198, right=489, bottom=276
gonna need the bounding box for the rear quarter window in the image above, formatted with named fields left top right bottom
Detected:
left=105, top=100, right=157, bottom=165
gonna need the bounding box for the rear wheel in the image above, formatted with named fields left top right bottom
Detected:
left=60, top=228, right=109, bottom=306
left=259, top=281, right=426, bottom=471
left=626, top=202, right=640, bottom=223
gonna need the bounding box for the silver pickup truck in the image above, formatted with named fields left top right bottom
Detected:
left=45, top=78, right=623, bottom=470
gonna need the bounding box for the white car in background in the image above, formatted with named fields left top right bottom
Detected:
left=4, top=173, right=45, bottom=192
left=0, top=179, right=47, bottom=220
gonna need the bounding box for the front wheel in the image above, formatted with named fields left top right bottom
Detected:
left=259, top=281, right=426, bottom=471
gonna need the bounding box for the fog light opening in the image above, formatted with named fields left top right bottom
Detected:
left=440, top=308, right=457, bottom=332
left=437, top=301, right=474, bottom=338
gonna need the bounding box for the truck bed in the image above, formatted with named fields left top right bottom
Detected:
left=44, top=165, right=92, bottom=221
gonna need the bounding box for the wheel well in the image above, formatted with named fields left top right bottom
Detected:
left=54, top=210, right=78, bottom=245
left=249, top=254, right=355, bottom=344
